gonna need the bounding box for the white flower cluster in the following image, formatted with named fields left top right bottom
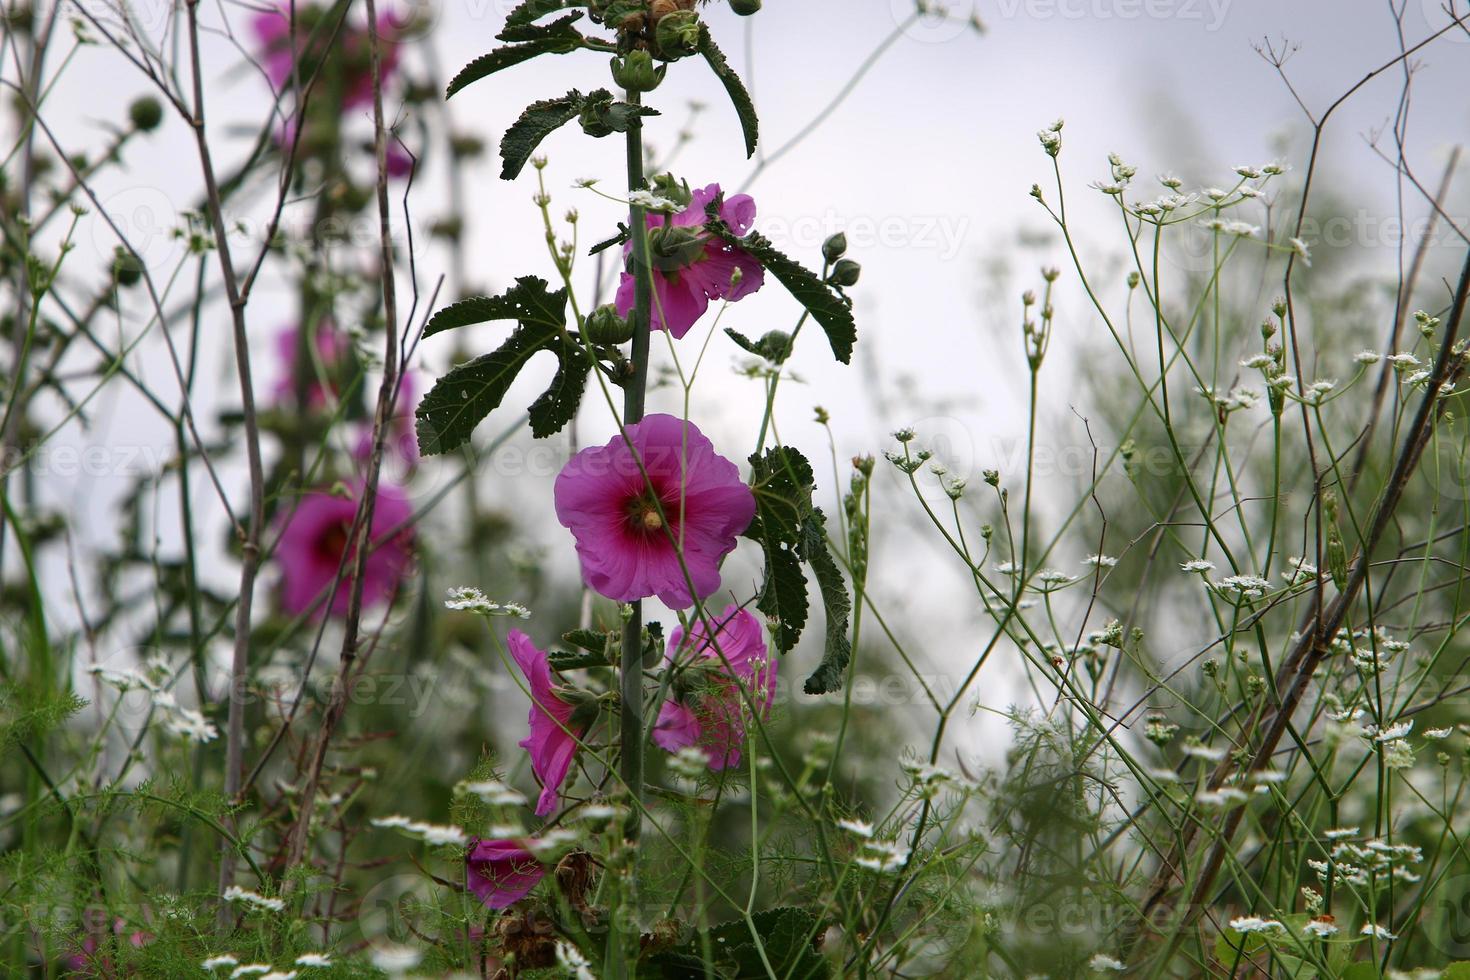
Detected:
left=221, top=886, right=286, bottom=913
left=444, top=586, right=531, bottom=619
left=1308, top=836, right=1423, bottom=887
left=370, top=815, right=469, bottom=847
left=87, top=657, right=219, bottom=744
left=556, top=941, right=597, bottom=980
left=459, top=779, right=528, bottom=808
left=855, top=838, right=910, bottom=873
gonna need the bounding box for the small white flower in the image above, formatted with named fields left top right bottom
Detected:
left=1355, top=350, right=1382, bottom=364
left=1323, top=827, right=1359, bottom=840
left=1036, top=569, right=1077, bottom=587
left=294, top=953, right=332, bottom=967
left=230, top=967, right=272, bottom=980
left=369, top=944, right=422, bottom=973
left=261, top=972, right=298, bottom=980
left=1180, top=559, right=1215, bottom=573
left=370, top=816, right=467, bottom=847
left=222, top=887, right=285, bottom=913
left=1082, top=554, right=1118, bottom=568
left=165, top=707, right=218, bottom=744
left=1204, top=187, right=1229, bottom=201
left=202, top=956, right=239, bottom=971
left=1234, top=165, right=1263, bottom=179
left=556, top=941, right=597, bottom=980
left=1089, top=953, right=1126, bottom=971
left=836, top=818, right=875, bottom=838
left=1217, top=575, right=1271, bottom=599
left=1282, top=557, right=1318, bottom=586
left=1182, top=741, right=1228, bottom=761
left=1372, top=720, right=1414, bottom=742
left=1288, top=237, right=1312, bottom=265
left=1229, top=916, right=1284, bottom=934
left=1197, top=787, right=1250, bottom=807
left=1241, top=353, right=1275, bottom=370
left=628, top=190, right=681, bottom=211
left=1382, top=738, right=1415, bottom=769
left=1304, top=918, right=1340, bottom=938
left=670, top=746, right=711, bottom=780
left=444, top=587, right=532, bottom=619
left=461, top=780, right=528, bottom=807
left=1250, top=769, right=1288, bottom=784
left=1424, top=727, right=1453, bottom=740
left=1360, top=923, right=1397, bottom=940
left=1386, top=352, right=1421, bottom=368
left=855, top=839, right=910, bottom=873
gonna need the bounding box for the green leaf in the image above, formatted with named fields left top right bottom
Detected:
left=500, top=91, right=584, bottom=180
left=579, top=89, right=661, bottom=137
left=698, top=25, right=758, bottom=158
left=707, top=223, right=856, bottom=364
left=800, top=509, right=852, bottom=695
left=415, top=325, right=558, bottom=455
left=445, top=13, right=585, bottom=99
left=1441, top=965, right=1470, bottom=980
left=746, top=447, right=816, bottom=652
left=645, top=952, right=731, bottom=979
left=589, top=223, right=629, bottom=256
left=504, top=0, right=586, bottom=28
left=423, top=276, right=568, bottom=339
left=528, top=340, right=590, bottom=437
left=717, top=908, right=829, bottom=980
left=724, top=327, right=792, bottom=364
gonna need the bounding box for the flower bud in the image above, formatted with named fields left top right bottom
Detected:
left=821, top=232, right=847, bottom=263
left=584, top=305, right=634, bottom=345
left=650, top=172, right=693, bottom=208
left=729, top=0, right=761, bottom=13
left=610, top=51, right=665, bottom=93
left=653, top=9, right=701, bottom=60
left=828, top=258, right=861, bottom=287
left=110, top=247, right=143, bottom=287
left=647, top=224, right=707, bottom=267
left=128, top=96, right=163, bottom=133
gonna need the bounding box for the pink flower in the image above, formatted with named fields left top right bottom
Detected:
left=466, top=838, right=544, bottom=909
left=249, top=3, right=402, bottom=111
left=553, top=414, right=755, bottom=609
left=508, top=630, right=582, bottom=817
left=271, top=321, right=350, bottom=409
left=276, top=482, right=414, bottom=617
left=653, top=606, right=774, bottom=771
left=614, top=183, right=764, bottom=339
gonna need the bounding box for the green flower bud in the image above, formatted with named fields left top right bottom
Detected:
left=449, top=133, right=485, bottom=159
left=650, top=172, right=693, bottom=208
left=579, top=101, right=616, bottom=139
left=584, top=305, right=634, bottom=345
left=110, top=247, right=143, bottom=287
left=647, top=224, right=707, bottom=268
left=828, top=258, right=861, bottom=287
left=653, top=9, right=701, bottom=60
left=821, top=232, right=847, bottom=263
left=611, top=51, right=665, bottom=93
left=128, top=96, right=163, bottom=133
left=729, top=0, right=761, bottom=14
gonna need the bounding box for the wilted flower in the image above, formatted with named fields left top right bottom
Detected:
left=465, top=838, right=545, bottom=910
left=653, top=606, right=774, bottom=771
left=554, top=414, right=755, bottom=608
left=615, top=183, right=764, bottom=338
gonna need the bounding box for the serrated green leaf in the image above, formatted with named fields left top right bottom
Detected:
left=707, top=223, right=856, bottom=364
left=423, top=276, right=568, bottom=339
left=645, top=951, right=731, bottom=979
left=589, top=224, right=629, bottom=255
left=800, top=509, right=851, bottom=695
left=746, top=447, right=816, bottom=652
left=415, top=325, right=557, bottom=455
left=528, top=340, right=590, bottom=437
left=698, top=25, right=758, bottom=158
left=504, top=0, right=586, bottom=28
left=578, top=89, right=661, bottom=137
left=561, top=628, right=612, bottom=653
left=445, top=14, right=585, bottom=99
left=547, top=649, right=611, bottom=671
left=501, top=91, right=585, bottom=180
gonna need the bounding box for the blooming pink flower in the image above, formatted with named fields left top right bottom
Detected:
left=653, top=606, right=774, bottom=771
left=276, top=481, right=414, bottom=617
left=508, top=630, right=582, bottom=817
left=614, top=183, right=764, bottom=339
left=553, top=414, right=755, bottom=609
left=466, top=838, right=544, bottom=909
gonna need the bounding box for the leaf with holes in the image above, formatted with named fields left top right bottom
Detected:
left=445, top=13, right=586, bottom=99
left=500, top=91, right=585, bottom=180
left=746, top=446, right=816, bottom=652
left=415, top=324, right=558, bottom=455
left=698, top=25, right=758, bottom=158
left=528, top=339, right=590, bottom=437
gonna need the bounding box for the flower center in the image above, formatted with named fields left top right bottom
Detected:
left=316, top=521, right=352, bottom=563
left=626, top=493, right=668, bottom=534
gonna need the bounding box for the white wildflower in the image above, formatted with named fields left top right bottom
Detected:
left=1241, top=353, right=1275, bottom=369
left=1323, top=827, right=1358, bottom=841
left=856, top=839, right=909, bottom=873
left=1289, top=237, right=1312, bottom=265
left=1082, top=554, right=1118, bottom=568
left=222, top=887, right=285, bottom=913
left=836, top=818, right=875, bottom=838
left=1229, top=916, right=1284, bottom=934
left=556, top=941, right=597, bottom=980
left=1217, top=575, right=1271, bottom=599
left=444, top=587, right=531, bottom=619
left=1360, top=923, right=1397, bottom=940
left=294, top=953, right=332, bottom=967
left=461, top=780, right=528, bottom=807
left=1182, top=741, right=1228, bottom=762
left=1424, top=727, right=1453, bottom=740
left=202, top=956, right=239, bottom=971
left=230, top=968, right=272, bottom=980
left=628, top=190, right=681, bottom=211
left=1197, top=787, right=1250, bottom=807
left=1303, top=917, right=1339, bottom=938
left=369, top=944, right=422, bottom=973
left=1180, top=559, right=1215, bottom=573
left=1088, top=953, right=1126, bottom=971
left=164, top=707, right=218, bottom=744
left=1372, top=720, right=1413, bottom=742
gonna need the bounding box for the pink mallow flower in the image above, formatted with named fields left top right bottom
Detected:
left=276, top=482, right=414, bottom=617
left=271, top=321, right=350, bottom=409
left=553, top=414, right=755, bottom=609
left=614, top=183, right=764, bottom=339
left=249, top=3, right=403, bottom=111
left=653, top=606, right=774, bottom=771
left=466, top=838, right=544, bottom=909
left=508, top=630, right=583, bottom=817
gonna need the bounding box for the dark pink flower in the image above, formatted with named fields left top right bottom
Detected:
left=614, top=183, right=764, bottom=339
left=653, top=606, right=774, bottom=771
left=508, top=630, right=582, bottom=817
left=553, top=414, right=755, bottom=609
left=276, top=482, right=414, bottom=617
left=466, top=838, right=544, bottom=909
left=249, top=3, right=402, bottom=111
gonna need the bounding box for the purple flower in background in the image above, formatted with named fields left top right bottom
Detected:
left=553, top=414, right=755, bottom=609
left=271, top=321, right=350, bottom=409
left=508, top=630, right=582, bottom=817
left=614, top=183, right=764, bottom=339
left=653, top=606, right=774, bottom=771
left=275, top=481, right=414, bottom=617
left=249, top=2, right=403, bottom=110
left=466, top=838, right=544, bottom=909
